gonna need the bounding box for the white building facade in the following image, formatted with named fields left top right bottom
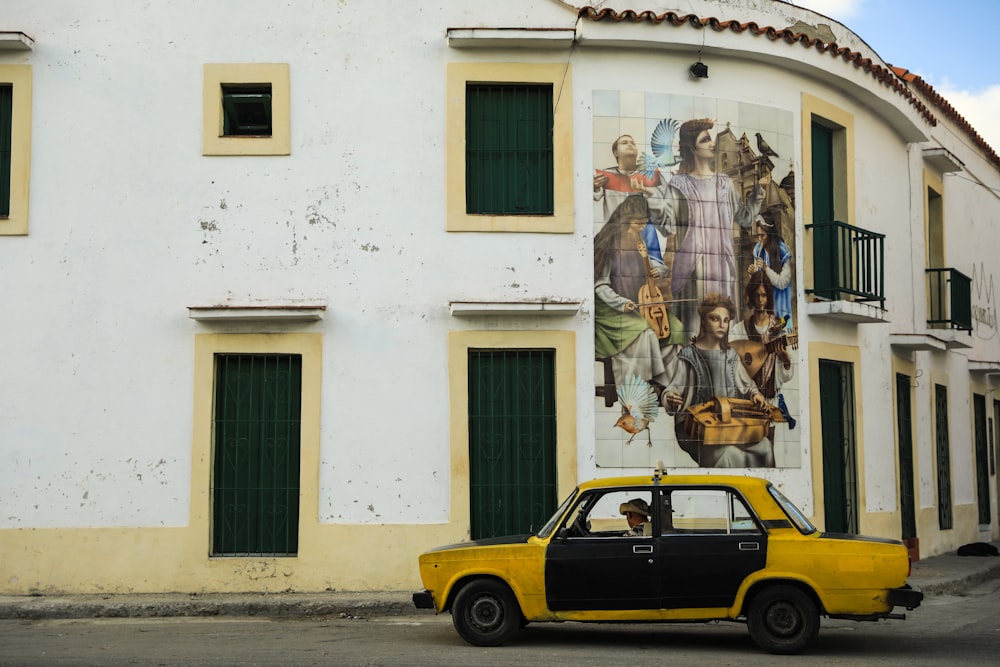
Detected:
left=1, top=0, right=998, bottom=595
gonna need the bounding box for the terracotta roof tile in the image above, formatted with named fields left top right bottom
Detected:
left=579, top=7, right=999, bottom=171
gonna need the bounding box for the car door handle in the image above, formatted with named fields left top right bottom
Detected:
left=633, top=545, right=653, bottom=554
left=739, top=542, right=760, bottom=551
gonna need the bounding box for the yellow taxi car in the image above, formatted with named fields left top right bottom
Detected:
left=412, top=467, right=922, bottom=654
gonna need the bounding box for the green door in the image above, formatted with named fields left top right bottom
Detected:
left=819, top=360, right=857, bottom=534
left=896, top=374, right=917, bottom=539
left=212, top=354, right=302, bottom=556
left=974, top=394, right=991, bottom=525
left=935, top=384, right=953, bottom=530
left=468, top=349, right=557, bottom=539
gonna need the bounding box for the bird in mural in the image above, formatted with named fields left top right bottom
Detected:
left=755, top=132, right=779, bottom=159
left=637, top=117, right=680, bottom=177
left=614, top=374, right=659, bottom=447
left=777, top=393, right=796, bottom=430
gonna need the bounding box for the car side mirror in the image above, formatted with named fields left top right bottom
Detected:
left=557, top=527, right=570, bottom=540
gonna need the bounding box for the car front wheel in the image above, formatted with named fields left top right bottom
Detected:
left=451, top=579, right=522, bottom=646
left=746, top=584, right=819, bottom=655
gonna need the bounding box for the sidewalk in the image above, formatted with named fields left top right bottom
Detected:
left=1, top=542, right=997, bottom=621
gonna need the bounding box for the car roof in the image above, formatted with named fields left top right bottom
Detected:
left=577, top=474, right=771, bottom=491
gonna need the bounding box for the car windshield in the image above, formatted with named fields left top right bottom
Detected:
left=536, top=488, right=578, bottom=538
left=768, top=484, right=817, bottom=535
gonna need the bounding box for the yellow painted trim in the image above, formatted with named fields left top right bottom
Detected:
left=923, top=168, right=944, bottom=269
left=202, top=63, right=290, bottom=156
left=446, top=62, right=573, bottom=233
left=448, top=330, right=577, bottom=541
left=0, top=65, right=32, bottom=235
left=807, top=342, right=864, bottom=532
left=801, top=93, right=854, bottom=291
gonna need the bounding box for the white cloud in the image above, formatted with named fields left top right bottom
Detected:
left=934, top=83, right=1000, bottom=156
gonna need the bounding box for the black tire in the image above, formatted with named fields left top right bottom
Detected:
left=746, top=585, right=819, bottom=655
left=451, top=579, right=522, bottom=646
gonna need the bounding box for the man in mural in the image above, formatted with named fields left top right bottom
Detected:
left=593, top=134, right=673, bottom=277
left=729, top=270, right=795, bottom=447
left=661, top=293, right=776, bottom=468
left=595, top=195, right=685, bottom=394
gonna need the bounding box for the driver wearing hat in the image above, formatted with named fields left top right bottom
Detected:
left=619, top=498, right=652, bottom=536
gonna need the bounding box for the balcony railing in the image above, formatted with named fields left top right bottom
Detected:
left=806, top=220, right=885, bottom=307
left=926, top=267, right=972, bottom=331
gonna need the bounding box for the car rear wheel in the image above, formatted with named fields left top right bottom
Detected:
left=747, top=585, right=819, bottom=655
left=451, top=579, right=522, bottom=646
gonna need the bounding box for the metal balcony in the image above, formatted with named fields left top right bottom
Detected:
left=806, top=220, right=885, bottom=307
left=926, top=267, right=972, bottom=332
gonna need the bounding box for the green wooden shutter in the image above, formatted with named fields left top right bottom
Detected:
left=468, top=349, right=557, bottom=539
left=212, top=354, right=302, bottom=556
left=934, top=384, right=953, bottom=530
left=0, top=85, right=12, bottom=217
left=811, top=122, right=835, bottom=295
left=465, top=84, right=554, bottom=216
left=896, top=374, right=917, bottom=539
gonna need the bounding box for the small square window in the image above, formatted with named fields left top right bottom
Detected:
left=222, top=84, right=272, bottom=137
left=203, top=63, right=289, bottom=156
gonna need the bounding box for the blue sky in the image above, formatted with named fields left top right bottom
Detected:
left=793, top=0, right=1000, bottom=152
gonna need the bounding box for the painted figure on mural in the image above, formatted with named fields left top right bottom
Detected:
left=748, top=207, right=793, bottom=328
left=729, top=270, right=796, bottom=446
left=661, top=293, right=778, bottom=468
left=594, top=195, right=685, bottom=393
left=666, top=119, right=766, bottom=305
left=593, top=134, right=673, bottom=277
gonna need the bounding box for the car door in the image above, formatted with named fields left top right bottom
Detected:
left=545, top=489, right=660, bottom=611
left=657, top=487, right=766, bottom=609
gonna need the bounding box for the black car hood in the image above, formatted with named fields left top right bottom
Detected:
left=426, top=534, right=533, bottom=553
left=820, top=532, right=904, bottom=546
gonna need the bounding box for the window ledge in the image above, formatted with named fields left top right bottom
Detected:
left=969, top=360, right=1000, bottom=375
left=447, top=27, right=576, bottom=49
left=806, top=299, right=889, bottom=324
left=923, top=147, right=964, bottom=173
left=188, top=303, right=326, bottom=322
left=0, top=32, right=33, bottom=50
left=889, top=334, right=948, bottom=351
left=926, top=328, right=973, bottom=349
left=449, top=300, right=581, bottom=317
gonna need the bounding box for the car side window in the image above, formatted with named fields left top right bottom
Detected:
left=665, top=488, right=760, bottom=535
left=562, top=490, right=654, bottom=538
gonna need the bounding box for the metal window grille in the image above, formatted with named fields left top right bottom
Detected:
left=468, top=349, right=557, bottom=539
left=212, top=354, right=302, bottom=556
left=465, top=83, right=554, bottom=216
left=973, top=394, right=991, bottom=525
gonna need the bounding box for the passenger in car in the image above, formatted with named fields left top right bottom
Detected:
left=620, top=498, right=652, bottom=536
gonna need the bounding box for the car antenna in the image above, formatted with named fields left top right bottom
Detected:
left=652, top=460, right=667, bottom=485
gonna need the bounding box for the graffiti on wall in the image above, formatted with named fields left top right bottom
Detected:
left=973, top=262, right=998, bottom=339
left=593, top=91, right=801, bottom=469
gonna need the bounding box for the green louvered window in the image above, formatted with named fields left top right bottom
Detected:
left=468, top=349, right=557, bottom=540
left=222, top=84, right=272, bottom=137
left=212, top=354, right=302, bottom=556
left=465, top=83, right=553, bottom=216
left=1, top=84, right=12, bottom=217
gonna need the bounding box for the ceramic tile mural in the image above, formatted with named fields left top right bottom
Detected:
left=593, top=91, right=800, bottom=469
